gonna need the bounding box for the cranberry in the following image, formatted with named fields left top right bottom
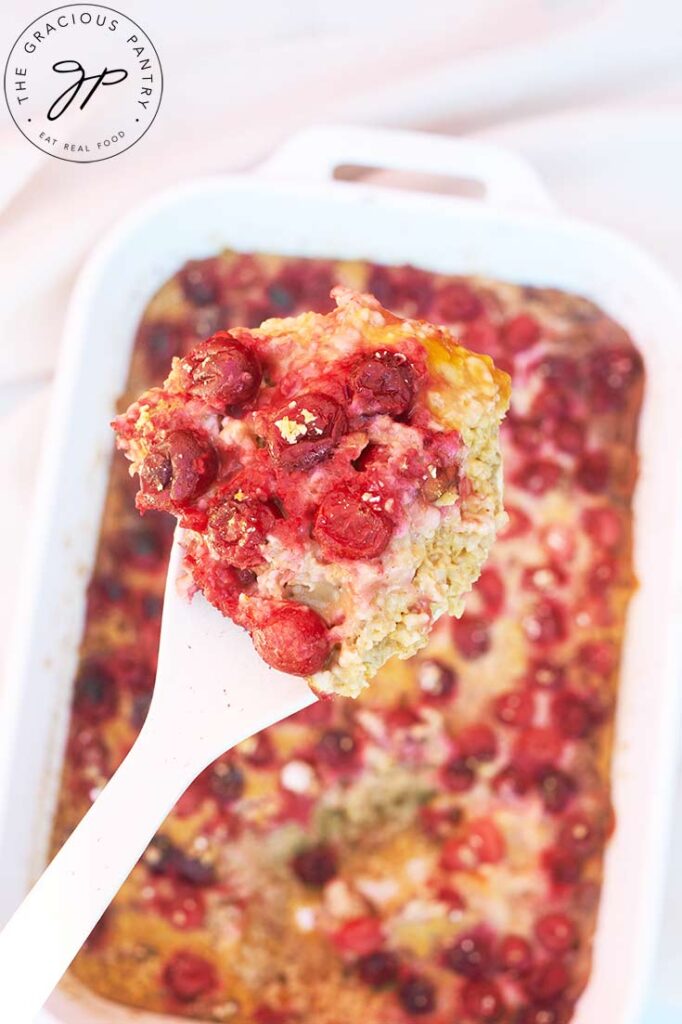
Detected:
left=315, top=729, right=359, bottom=768
left=458, top=723, right=498, bottom=762
left=451, top=615, right=491, bottom=659
left=433, top=282, right=483, bottom=322
left=527, top=660, right=566, bottom=690
left=535, top=913, right=578, bottom=954
left=140, top=429, right=218, bottom=507
left=460, top=979, right=505, bottom=1021
left=241, top=732, right=275, bottom=767
left=537, top=768, right=576, bottom=814
left=443, top=930, right=494, bottom=978
left=559, top=812, right=601, bottom=857
left=350, top=350, right=415, bottom=418
left=442, top=757, right=476, bottom=793
left=313, top=487, right=394, bottom=560
left=551, top=692, right=594, bottom=739
left=333, top=916, right=383, bottom=955
left=475, top=568, right=506, bottom=618
left=516, top=1004, right=571, bottom=1024
left=499, top=505, right=532, bottom=540
left=543, top=846, right=583, bottom=886
left=152, top=880, right=206, bottom=929
left=252, top=603, right=330, bottom=676
left=577, top=640, right=617, bottom=676
left=507, top=416, right=544, bottom=453
left=513, top=727, right=563, bottom=771
left=357, top=950, right=400, bottom=988
left=576, top=451, right=610, bottom=493
left=522, top=564, right=567, bottom=593
left=179, top=260, right=220, bottom=306
left=588, top=345, right=642, bottom=411
left=581, top=506, right=622, bottom=548
left=441, top=817, right=505, bottom=870
left=183, top=332, right=261, bottom=410
left=522, top=600, right=567, bottom=645
left=117, top=520, right=169, bottom=570
left=525, top=961, right=570, bottom=1002
left=163, top=950, right=217, bottom=1002
left=416, top=659, right=457, bottom=700
left=464, top=319, right=500, bottom=355
left=553, top=418, right=585, bottom=455
left=494, top=690, right=535, bottom=728
left=292, top=843, right=337, bottom=887
left=270, top=392, right=347, bottom=471
left=207, top=494, right=275, bottom=568
left=142, top=321, right=184, bottom=374
left=497, top=934, right=533, bottom=976
left=208, top=760, right=245, bottom=805
left=73, top=662, right=117, bottom=723
left=503, top=313, right=541, bottom=352
left=514, top=459, right=562, bottom=496
left=491, top=764, right=533, bottom=798
left=398, top=976, right=436, bottom=1016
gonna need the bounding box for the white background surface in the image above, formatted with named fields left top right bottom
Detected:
left=1, top=0, right=681, bottom=1017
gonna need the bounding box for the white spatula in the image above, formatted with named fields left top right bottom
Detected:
left=0, top=530, right=317, bottom=1022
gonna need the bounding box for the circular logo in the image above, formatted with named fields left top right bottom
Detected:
left=4, top=4, right=162, bottom=163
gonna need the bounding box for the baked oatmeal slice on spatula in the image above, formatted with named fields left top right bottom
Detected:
left=0, top=289, right=509, bottom=1019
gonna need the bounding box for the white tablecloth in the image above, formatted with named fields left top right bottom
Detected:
left=1, top=0, right=680, bottom=1015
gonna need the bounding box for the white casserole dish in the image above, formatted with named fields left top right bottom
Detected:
left=0, top=125, right=681, bottom=1024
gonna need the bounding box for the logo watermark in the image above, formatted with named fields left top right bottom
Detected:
left=4, top=4, right=162, bottom=163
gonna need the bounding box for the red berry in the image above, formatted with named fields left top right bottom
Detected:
left=577, top=640, right=617, bottom=676
left=576, top=451, right=610, bottom=493
left=270, top=392, right=347, bottom=471
left=526, top=660, right=566, bottom=690
left=537, top=768, right=576, bottom=814
left=517, top=1005, right=572, bottom=1024
left=551, top=692, right=594, bottom=739
left=207, top=760, right=245, bottom=805
left=507, top=416, right=543, bottom=453
left=332, top=916, right=383, bottom=955
left=499, top=505, right=532, bottom=540
left=357, top=949, right=400, bottom=988
left=513, top=727, right=564, bottom=770
left=559, top=812, right=601, bottom=857
left=502, top=313, right=541, bottom=353
left=73, top=662, right=118, bottom=723
left=183, top=332, right=261, bottom=410
left=443, top=929, right=494, bottom=978
left=491, top=764, right=533, bottom=798
left=588, top=345, right=642, bottom=411
left=494, top=690, right=535, bottom=728
left=514, top=459, right=562, bottom=496
left=179, top=260, right=220, bottom=306
left=152, top=880, right=206, bottom=929
left=540, top=524, right=576, bottom=562
left=525, top=961, right=570, bottom=1001
left=497, top=934, right=533, bottom=975
left=416, top=659, right=457, bottom=700
left=452, top=614, right=491, bottom=659
left=315, top=729, right=359, bottom=768
left=142, top=321, right=184, bottom=374
left=292, top=843, right=337, bottom=887
left=398, top=976, right=437, bottom=1016
left=522, top=564, right=567, bottom=593
left=441, top=818, right=505, bottom=871
left=350, top=350, right=415, bottom=417
left=441, top=757, right=476, bottom=793
left=140, top=429, right=218, bottom=507
left=587, top=557, right=618, bottom=592
left=207, top=493, right=275, bottom=568
left=434, top=282, right=483, bottom=322
left=522, top=600, right=567, bottom=645
left=458, top=723, right=498, bottom=762
left=252, top=603, right=330, bottom=676
left=535, top=913, right=578, bottom=954
left=542, top=846, right=583, bottom=886
left=475, top=567, right=506, bottom=618
left=463, top=319, right=500, bottom=355
left=163, top=950, right=217, bottom=1002
left=313, top=487, right=394, bottom=561
left=581, top=506, right=622, bottom=548
left=460, top=979, right=505, bottom=1021
left=552, top=417, right=585, bottom=454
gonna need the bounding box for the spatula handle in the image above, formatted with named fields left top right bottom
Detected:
left=0, top=716, right=196, bottom=1023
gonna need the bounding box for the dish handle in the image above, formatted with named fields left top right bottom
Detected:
left=258, top=125, right=556, bottom=214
